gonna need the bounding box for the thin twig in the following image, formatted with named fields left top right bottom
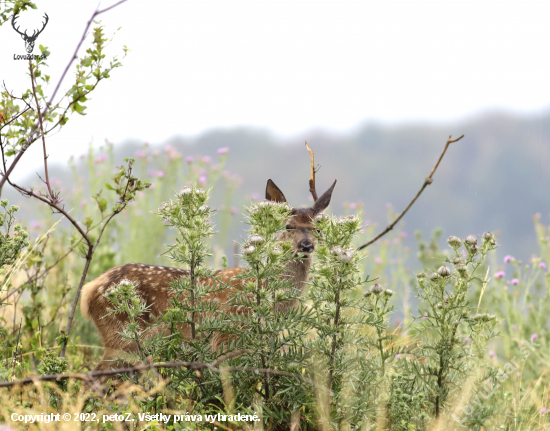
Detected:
left=0, top=359, right=323, bottom=391
left=357, top=135, right=464, bottom=250
left=41, top=0, right=129, bottom=122
left=28, top=62, right=55, bottom=201
left=305, top=141, right=319, bottom=201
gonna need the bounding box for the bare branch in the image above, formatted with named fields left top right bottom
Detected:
left=357, top=135, right=464, bottom=251
left=0, top=359, right=325, bottom=391
left=29, top=62, right=56, bottom=201
left=305, top=141, right=320, bottom=202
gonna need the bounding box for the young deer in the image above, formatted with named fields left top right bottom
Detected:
left=81, top=179, right=336, bottom=372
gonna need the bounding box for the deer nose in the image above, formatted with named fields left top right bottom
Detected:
left=299, top=240, right=314, bottom=253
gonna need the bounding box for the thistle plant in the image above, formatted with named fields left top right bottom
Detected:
left=223, top=200, right=313, bottom=424
left=408, top=232, right=499, bottom=422
left=308, top=213, right=379, bottom=426
left=157, top=185, right=224, bottom=362
left=103, top=279, right=151, bottom=362
left=0, top=199, right=29, bottom=280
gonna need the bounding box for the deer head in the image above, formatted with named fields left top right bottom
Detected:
left=12, top=13, right=49, bottom=53
left=265, top=178, right=337, bottom=258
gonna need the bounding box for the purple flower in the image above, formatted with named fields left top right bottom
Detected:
left=94, top=154, right=107, bottom=164
left=494, top=271, right=505, bottom=279
left=156, top=171, right=164, bottom=178
left=539, top=262, right=547, bottom=270
left=199, top=169, right=207, bottom=175
left=541, top=407, right=548, bottom=414
left=392, top=238, right=399, bottom=244
left=396, top=354, right=402, bottom=358
left=511, top=278, right=519, bottom=285
left=531, top=333, right=538, bottom=342
left=202, top=156, right=212, bottom=164
left=349, top=202, right=356, bottom=210
left=375, top=257, right=382, bottom=265
left=400, top=232, right=408, bottom=238
left=80, top=200, right=86, bottom=208
left=199, top=176, right=207, bottom=184
left=135, top=150, right=145, bottom=158
left=464, top=337, right=471, bottom=344
left=504, top=255, right=515, bottom=263
left=217, top=147, right=229, bottom=155
left=30, top=220, right=43, bottom=229
left=512, top=325, right=518, bottom=331
left=186, top=156, right=193, bottom=163
left=488, top=350, right=496, bottom=359
left=386, top=202, right=392, bottom=208
left=422, top=313, right=428, bottom=320
left=252, top=193, right=260, bottom=200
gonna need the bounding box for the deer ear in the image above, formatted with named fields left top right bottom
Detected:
left=312, top=180, right=337, bottom=214
left=265, top=179, right=287, bottom=203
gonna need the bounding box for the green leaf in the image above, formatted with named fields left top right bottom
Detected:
left=98, top=197, right=108, bottom=212
left=84, top=217, right=93, bottom=228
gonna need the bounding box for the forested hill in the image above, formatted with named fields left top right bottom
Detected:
left=6, top=110, right=550, bottom=263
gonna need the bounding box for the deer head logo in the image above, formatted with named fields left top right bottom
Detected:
left=12, top=13, right=49, bottom=53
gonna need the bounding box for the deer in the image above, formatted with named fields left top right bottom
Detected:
left=80, top=178, right=337, bottom=373
left=12, top=13, right=49, bottom=53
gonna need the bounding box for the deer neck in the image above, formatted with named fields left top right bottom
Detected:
left=275, top=254, right=312, bottom=312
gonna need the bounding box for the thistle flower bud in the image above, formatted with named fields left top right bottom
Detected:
left=195, top=188, right=206, bottom=195
left=119, top=279, right=133, bottom=286
left=416, top=271, right=426, bottom=279
left=472, top=313, right=496, bottom=322
left=468, top=244, right=479, bottom=255
left=482, top=231, right=494, bottom=241
left=330, top=246, right=342, bottom=256
left=179, top=186, right=192, bottom=196
left=436, top=302, right=443, bottom=309
left=456, top=263, right=468, bottom=276
left=465, top=235, right=477, bottom=246
left=198, top=205, right=210, bottom=213
left=159, top=202, right=172, bottom=212
left=249, top=234, right=265, bottom=244
left=437, top=266, right=451, bottom=277
left=447, top=236, right=461, bottom=248
left=337, top=249, right=354, bottom=263
left=314, top=213, right=329, bottom=222
left=452, top=257, right=462, bottom=265
left=370, top=284, right=384, bottom=294
left=384, top=289, right=394, bottom=297
left=429, top=272, right=440, bottom=281
left=270, top=247, right=282, bottom=256
left=243, top=245, right=256, bottom=255
left=363, top=290, right=373, bottom=298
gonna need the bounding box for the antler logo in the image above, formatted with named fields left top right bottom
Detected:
left=12, top=12, right=49, bottom=53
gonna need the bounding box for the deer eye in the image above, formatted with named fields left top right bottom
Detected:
left=286, top=225, right=293, bottom=230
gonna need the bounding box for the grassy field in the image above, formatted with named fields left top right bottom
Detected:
left=0, top=142, right=547, bottom=431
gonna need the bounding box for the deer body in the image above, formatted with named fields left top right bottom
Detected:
left=81, top=179, right=336, bottom=372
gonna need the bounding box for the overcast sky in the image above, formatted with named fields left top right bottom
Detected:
left=3, top=0, right=550, bottom=178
